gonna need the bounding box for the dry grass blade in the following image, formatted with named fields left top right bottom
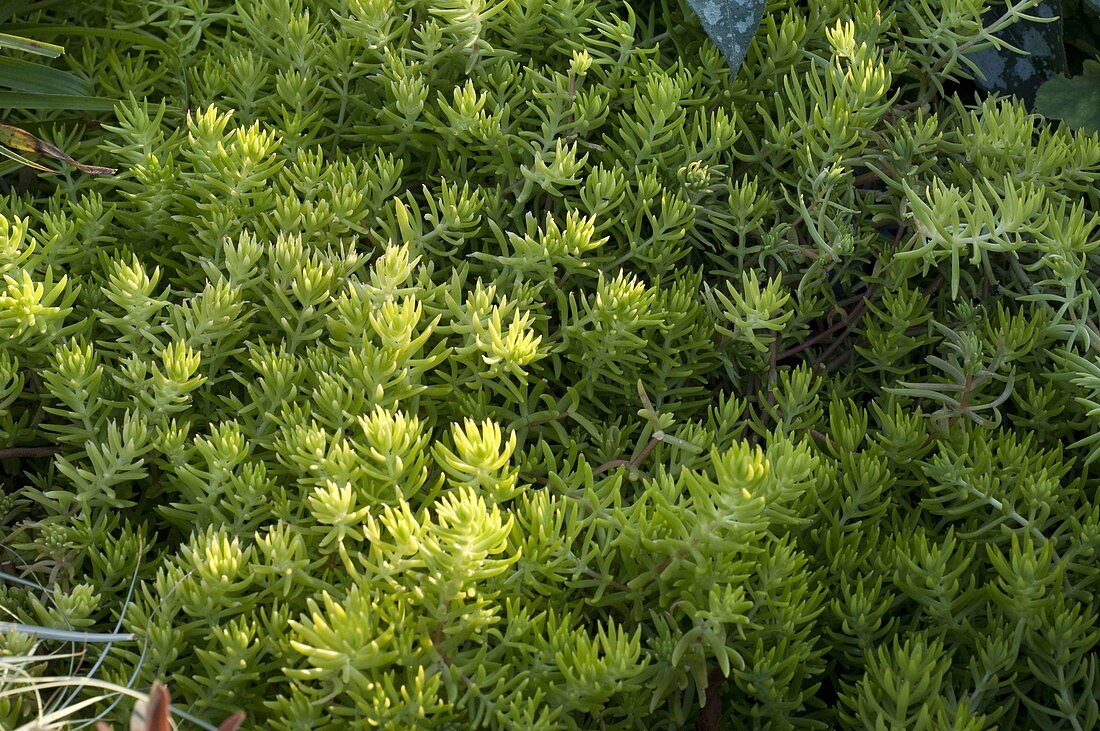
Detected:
left=217, top=712, right=247, bottom=731
left=0, top=122, right=116, bottom=174
left=92, top=681, right=248, bottom=731
left=136, top=680, right=171, bottom=731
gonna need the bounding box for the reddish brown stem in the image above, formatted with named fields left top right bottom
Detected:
left=694, top=666, right=728, bottom=731
left=814, top=294, right=877, bottom=364
left=852, top=170, right=880, bottom=186
left=0, top=445, right=59, bottom=459
left=776, top=305, right=862, bottom=361
left=593, top=433, right=661, bottom=476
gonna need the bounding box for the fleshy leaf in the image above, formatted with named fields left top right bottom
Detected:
left=683, top=0, right=766, bottom=77
left=1034, top=59, right=1100, bottom=133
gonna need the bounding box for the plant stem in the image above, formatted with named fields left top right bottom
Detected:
left=0, top=445, right=59, bottom=459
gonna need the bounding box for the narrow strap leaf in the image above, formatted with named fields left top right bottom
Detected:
left=0, top=56, right=86, bottom=95
left=0, top=621, right=135, bottom=642
left=0, top=91, right=117, bottom=111
left=0, top=25, right=171, bottom=53
left=0, top=123, right=117, bottom=174
left=0, top=32, right=64, bottom=57
left=0, top=141, right=60, bottom=173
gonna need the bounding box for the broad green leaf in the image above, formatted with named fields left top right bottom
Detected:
left=684, top=0, right=766, bottom=77
left=1034, top=59, right=1100, bottom=134
left=0, top=91, right=117, bottom=111
left=967, top=0, right=1066, bottom=104
left=0, top=56, right=85, bottom=95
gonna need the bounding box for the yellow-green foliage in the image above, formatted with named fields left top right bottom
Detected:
left=1, top=0, right=1099, bottom=729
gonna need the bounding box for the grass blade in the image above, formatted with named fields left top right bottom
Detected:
left=0, top=32, right=64, bottom=57
left=0, top=26, right=169, bottom=53
left=0, top=570, right=43, bottom=590
left=0, top=0, right=70, bottom=15
left=14, top=692, right=114, bottom=731
left=0, top=141, right=60, bottom=173
left=0, top=91, right=117, bottom=110
left=0, top=57, right=85, bottom=95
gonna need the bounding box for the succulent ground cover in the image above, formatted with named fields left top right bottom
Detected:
left=1, top=0, right=1099, bottom=729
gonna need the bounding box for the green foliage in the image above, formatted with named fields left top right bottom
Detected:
left=1030, top=0, right=1100, bottom=131
left=0, top=0, right=1098, bottom=729
left=1035, top=59, right=1100, bottom=133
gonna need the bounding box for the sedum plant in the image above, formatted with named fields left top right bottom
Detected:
left=0, top=0, right=1099, bottom=728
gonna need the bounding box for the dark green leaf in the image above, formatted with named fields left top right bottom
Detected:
left=0, top=56, right=85, bottom=95
left=1034, top=59, right=1100, bottom=133
left=968, top=0, right=1066, bottom=105
left=683, top=0, right=767, bottom=77
left=0, top=0, right=69, bottom=17
left=0, top=25, right=171, bottom=53
left=0, top=91, right=117, bottom=111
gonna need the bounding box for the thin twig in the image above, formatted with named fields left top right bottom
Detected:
left=776, top=303, right=866, bottom=361
left=812, top=226, right=911, bottom=365
left=593, top=433, right=661, bottom=475
left=694, top=667, right=727, bottom=731
left=0, top=445, right=60, bottom=459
